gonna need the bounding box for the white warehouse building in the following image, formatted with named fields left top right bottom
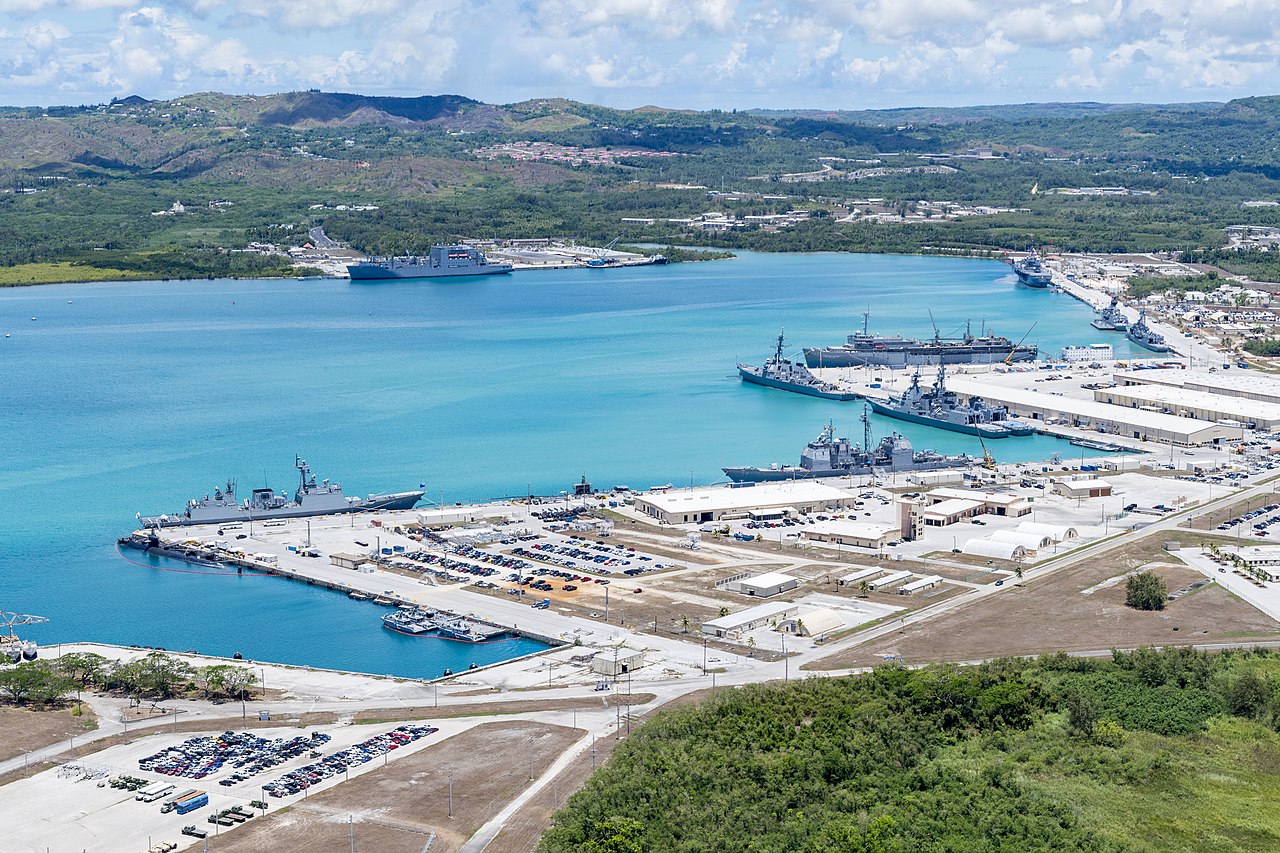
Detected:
left=633, top=481, right=856, bottom=525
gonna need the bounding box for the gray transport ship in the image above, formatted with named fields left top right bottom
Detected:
left=138, top=456, right=424, bottom=527
left=803, top=315, right=1036, bottom=368
left=347, top=245, right=513, bottom=280
left=1091, top=296, right=1130, bottom=331
left=723, top=411, right=975, bottom=482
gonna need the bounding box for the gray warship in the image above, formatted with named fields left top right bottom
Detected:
left=1126, top=310, right=1172, bottom=353
left=138, top=456, right=424, bottom=527
left=739, top=331, right=859, bottom=401
left=1091, top=296, right=1129, bottom=331
left=868, top=365, right=1035, bottom=439
left=722, top=409, right=976, bottom=482
left=347, top=245, right=513, bottom=280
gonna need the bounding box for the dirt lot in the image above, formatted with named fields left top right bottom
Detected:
left=207, top=720, right=581, bottom=853
left=0, top=704, right=97, bottom=764
left=811, top=532, right=1280, bottom=669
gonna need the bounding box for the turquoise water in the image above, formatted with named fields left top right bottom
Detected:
left=0, top=252, right=1124, bottom=674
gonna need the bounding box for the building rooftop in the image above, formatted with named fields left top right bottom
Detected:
left=702, top=601, right=797, bottom=630
left=636, top=481, right=852, bottom=513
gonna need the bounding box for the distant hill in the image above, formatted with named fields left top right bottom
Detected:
left=750, top=101, right=1226, bottom=126
left=254, top=91, right=488, bottom=128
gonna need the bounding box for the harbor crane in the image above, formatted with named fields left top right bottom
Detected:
left=1, top=611, right=48, bottom=642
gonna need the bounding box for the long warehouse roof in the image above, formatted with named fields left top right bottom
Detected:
left=1095, top=384, right=1280, bottom=423
left=944, top=377, right=1226, bottom=436
left=636, top=481, right=852, bottom=512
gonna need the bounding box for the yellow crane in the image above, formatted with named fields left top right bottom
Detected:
left=978, top=435, right=997, bottom=470
left=1005, top=321, right=1038, bottom=366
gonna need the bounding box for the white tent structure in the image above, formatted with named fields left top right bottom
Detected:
left=1016, top=521, right=1078, bottom=542
left=778, top=608, right=845, bottom=638
left=990, top=530, right=1053, bottom=550
left=962, top=539, right=1026, bottom=560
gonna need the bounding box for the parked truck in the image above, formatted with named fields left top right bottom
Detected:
left=174, top=791, right=209, bottom=815
left=136, top=782, right=176, bottom=802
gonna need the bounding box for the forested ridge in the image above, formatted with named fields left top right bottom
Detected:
left=5, top=91, right=1280, bottom=283
left=542, top=647, right=1280, bottom=852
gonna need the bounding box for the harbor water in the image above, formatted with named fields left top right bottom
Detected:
left=0, top=251, right=1131, bottom=675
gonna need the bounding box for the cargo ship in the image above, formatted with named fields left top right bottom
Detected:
left=867, top=365, right=1035, bottom=439
left=347, top=245, right=513, bottom=280
left=803, top=316, right=1036, bottom=368
left=722, top=411, right=975, bottom=482
left=738, top=332, right=858, bottom=401
left=1011, top=252, right=1053, bottom=287
left=138, top=456, right=424, bottom=527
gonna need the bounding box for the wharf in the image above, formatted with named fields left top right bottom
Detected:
left=122, top=531, right=567, bottom=649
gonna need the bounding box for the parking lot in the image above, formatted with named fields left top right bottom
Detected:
left=0, top=718, right=476, bottom=853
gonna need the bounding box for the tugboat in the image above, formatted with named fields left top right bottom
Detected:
left=868, top=365, right=1033, bottom=439
left=1011, top=252, right=1053, bottom=288
left=722, top=409, right=976, bottom=482
left=138, top=456, right=424, bottom=527
left=1126, top=310, right=1172, bottom=353
left=738, top=332, right=858, bottom=401
left=1091, top=296, right=1130, bottom=331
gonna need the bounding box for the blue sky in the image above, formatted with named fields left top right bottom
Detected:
left=3, top=0, right=1279, bottom=109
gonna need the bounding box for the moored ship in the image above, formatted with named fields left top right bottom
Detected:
left=347, top=245, right=513, bottom=280
left=739, top=332, right=858, bottom=401
left=1091, top=296, right=1130, bottom=331
left=1010, top=252, right=1053, bottom=287
left=383, top=607, right=509, bottom=643
left=1126, top=310, right=1172, bottom=353
left=138, top=456, right=424, bottom=527
left=722, top=411, right=975, bottom=482
left=803, top=315, right=1036, bottom=368
left=868, top=365, right=1034, bottom=439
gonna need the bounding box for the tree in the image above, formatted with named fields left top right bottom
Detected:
left=0, top=662, right=76, bottom=706
left=1228, top=670, right=1271, bottom=719
left=54, top=652, right=109, bottom=688
left=581, top=817, right=645, bottom=853
left=221, top=667, right=258, bottom=701
left=1126, top=571, right=1167, bottom=611
left=200, top=665, right=231, bottom=698
left=1065, top=689, right=1099, bottom=737
left=137, top=652, right=194, bottom=699
left=858, top=580, right=871, bottom=598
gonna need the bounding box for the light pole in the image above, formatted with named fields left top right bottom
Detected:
left=528, top=734, right=534, bottom=780
left=448, top=770, right=454, bottom=817
left=782, top=633, right=788, bottom=683
left=702, top=637, right=707, bottom=674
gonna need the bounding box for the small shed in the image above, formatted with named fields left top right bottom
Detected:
left=1054, top=478, right=1114, bottom=499
left=737, top=571, right=799, bottom=598
left=329, top=552, right=367, bottom=570
left=591, top=648, right=646, bottom=676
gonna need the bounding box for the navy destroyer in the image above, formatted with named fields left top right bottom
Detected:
left=868, top=365, right=1035, bottom=439
left=803, top=315, right=1036, bottom=368
left=347, top=245, right=513, bottom=280
left=1091, top=296, right=1129, bottom=331
left=723, top=410, right=975, bottom=482
left=1126, top=310, right=1172, bottom=353
left=138, top=456, right=424, bottom=527
left=1010, top=252, right=1052, bottom=287
left=739, top=332, right=858, bottom=401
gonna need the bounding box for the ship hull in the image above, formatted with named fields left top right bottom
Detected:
left=1127, top=334, right=1172, bottom=353
left=1014, top=272, right=1051, bottom=288
left=867, top=400, right=1012, bottom=438
left=721, top=466, right=865, bottom=483
left=348, top=264, right=512, bottom=280
left=738, top=367, right=859, bottom=401
left=804, top=347, right=1036, bottom=368
left=1090, top=319, right=1126, bottom=331
left=141, top=490, right=424, bottom=528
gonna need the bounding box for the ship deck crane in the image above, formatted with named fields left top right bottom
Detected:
left=977, top=436, right=997, bottom=471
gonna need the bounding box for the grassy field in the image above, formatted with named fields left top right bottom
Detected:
left=0, top=262, right=151, bottom=286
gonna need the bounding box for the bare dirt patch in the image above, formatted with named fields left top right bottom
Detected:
left=208, top=720, right=581, bottom=853
left=0, top=704, right=97, bottom=764
left=812, top=533, right=1280, bottom=669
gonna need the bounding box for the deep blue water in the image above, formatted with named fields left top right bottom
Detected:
left=0, top=252, right=1128, bottom=675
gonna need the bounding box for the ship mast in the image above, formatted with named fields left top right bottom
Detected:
left=861, top=403, right=872, bottom=452
left=773, top=330, right=785, bottom=364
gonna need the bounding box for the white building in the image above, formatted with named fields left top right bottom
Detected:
left=777, top=608, right=845, bottom=638
left=729, top=571, right=799, bottom=598
left=633, top=481, right=855, bottom=525
left=701, top=602, right=798, bottom=638
left=962, top=540, right=1026, bottom=560
left=1061, top=343, right=1113, bottom=362
left=867, top=570, right=913, bottom=591
left=1094, top=384, right=1280, bottom=430
left=802, top=520, right=899, bottom=549
left=591, top=648, right=647, bottom=676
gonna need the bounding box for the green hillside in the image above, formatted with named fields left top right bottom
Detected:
left=541, top=648, right=1280, bottom=853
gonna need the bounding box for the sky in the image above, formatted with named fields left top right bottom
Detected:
left=2, top=0, right=1279, bottom=110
